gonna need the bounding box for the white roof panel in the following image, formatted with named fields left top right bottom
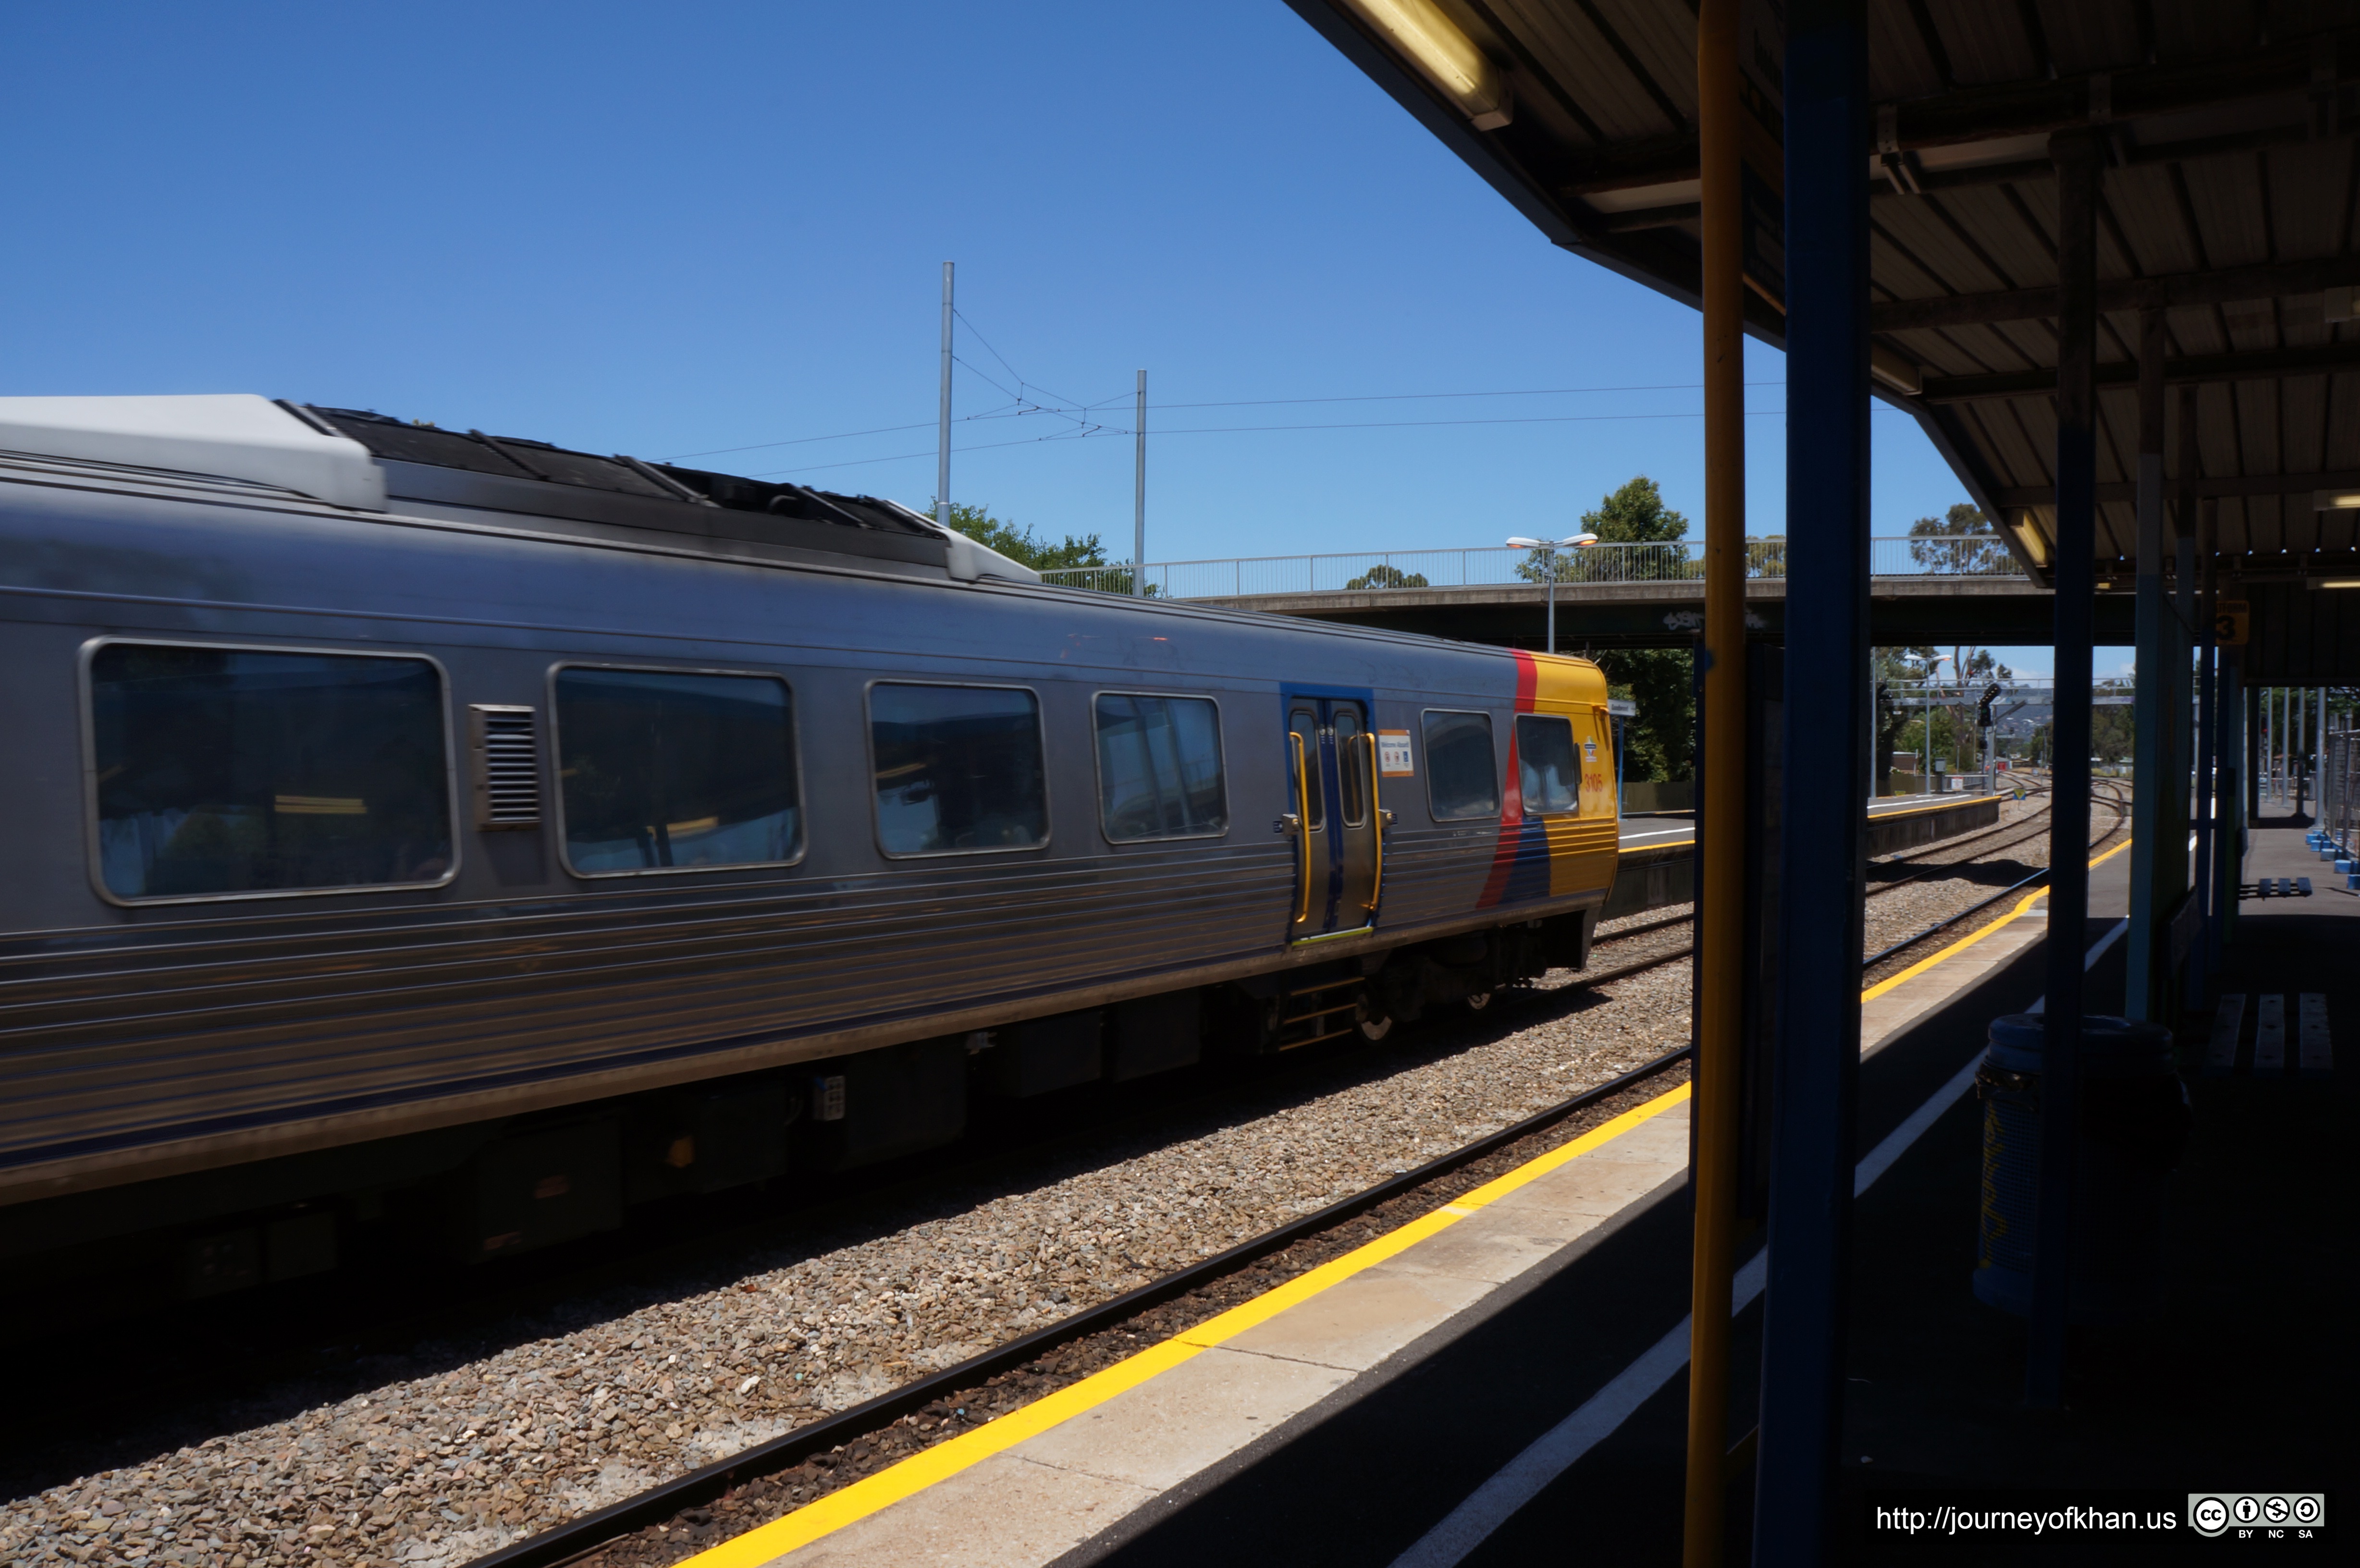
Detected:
left=0, top=394, right=385, bottom=509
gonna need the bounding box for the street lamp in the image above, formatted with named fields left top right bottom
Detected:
left=1507, top=532, right=1599, bottom=654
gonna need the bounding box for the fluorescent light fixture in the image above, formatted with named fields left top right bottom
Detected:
left=1869, top=344, right=1922, bottom=395
left=1339, top=0, right=1512, bottom=130
left=2316, top=488, right=2360, bottom=510
left=2314, top=577, right=2360, bottom=589
left=2009, top=511, right=2051, bottom=568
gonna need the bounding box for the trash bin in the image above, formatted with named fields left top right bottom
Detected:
left=1973, top=1013, right=2188, bottom=1322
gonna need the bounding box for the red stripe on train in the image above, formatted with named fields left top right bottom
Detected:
left=1476, top=651, right=1542, bottom=907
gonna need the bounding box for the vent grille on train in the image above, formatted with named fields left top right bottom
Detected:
left=468, top=705, right=541, bottom=830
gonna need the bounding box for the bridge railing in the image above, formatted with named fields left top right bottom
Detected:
left=1036, top=535, right=2023, bottom=598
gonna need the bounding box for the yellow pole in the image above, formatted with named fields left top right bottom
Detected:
left=1684, top=1, right=1746, bottom=1563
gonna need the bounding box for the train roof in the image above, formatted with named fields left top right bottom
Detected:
left=0, top=396, right=1611, bottom=674
left=0, top=393, right=1039, bottom=585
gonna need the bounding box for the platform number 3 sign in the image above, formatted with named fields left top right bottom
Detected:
left=2215, top=600, right=2249, bottom=646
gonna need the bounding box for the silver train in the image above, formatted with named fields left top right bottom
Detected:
left=0, top=395, right=1621, bottom=1297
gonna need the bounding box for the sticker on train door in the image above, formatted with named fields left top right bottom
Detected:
left=1378, top=730, right=1414, bottom=776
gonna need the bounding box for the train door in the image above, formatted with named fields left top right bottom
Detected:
left=1285, top=697, right=1381, bottom=941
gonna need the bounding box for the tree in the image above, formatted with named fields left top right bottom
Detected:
left=1872, top=645, right=1938, bottom=795
left=943, top=502, right=1107, bottom=571
left=1547, top=480, right=1699, bottom=782
left=944, top=502, right=1154, bottom=592
left=1346, top=563, right=1431, bottom=589
left=2090, top=704, right=2135, bottom=764
left=1744, top=534, right=1788, bottom=578
left=1593, top=647, right=1694, bottom=784
left=1520, top=476, right=1692, bottom=584
left=1908, top=502, right=2013, bottom=574
left=1964, top=646, right=2014, bottom=680
left=1586, top=475, right=1689, bottom=543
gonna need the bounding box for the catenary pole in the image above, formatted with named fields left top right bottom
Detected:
left=937, top=263, right=955, bottom=531
left=1134, top=369, right=1147, bottom=597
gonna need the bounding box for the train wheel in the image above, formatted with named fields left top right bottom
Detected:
left=1355, top=1005, right=1395, bottom=1043
left=1463, top=991, right=1495, bottom=1014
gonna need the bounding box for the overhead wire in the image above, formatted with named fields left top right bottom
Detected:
left=675, top=377, right=1804, bottom=462
left=680, top=307, right=1916, bottom=478
left=759, top=407, right=1800, bottom=478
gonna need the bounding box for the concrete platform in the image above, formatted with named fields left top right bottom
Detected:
left=1827, top=810, right=2355, bottom=1562
left=683, top=818, right=2097, bottom=1568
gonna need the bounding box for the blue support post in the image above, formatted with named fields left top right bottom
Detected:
left=1753, top=2, right=1868, bottom=1558
left=2224, top=663, right=2247, bottom=942
left=2189, top=507, right=2217, bottom=1007
left=2170, top=387, right=2198, bottom=1003
left=2126, top=310, right=2170, bottom=1020
left=2026, top=129, right=2102, bottom=1409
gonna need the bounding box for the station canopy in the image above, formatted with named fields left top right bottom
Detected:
left=1289, top=1, right=2360, bottom=590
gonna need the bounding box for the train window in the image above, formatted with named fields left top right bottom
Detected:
left=1334, top=706, right=1368, bottom=826
left=1421, top=710, right=1499, bottom=820
left=1289, top=705, right=1323, bottom=830
left=1094, top=694, right=1228, bottom=842
left=1514, top=715, right=1581, bottom=815
left=553, top=668, right=800, bottom=874
left=871, top=683, right=1048, bottom=855
left=87, top=642, right=455, bottom=901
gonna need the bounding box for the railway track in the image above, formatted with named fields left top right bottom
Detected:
left=3, top=790, right=2115, bottom=1568
left=1584, top=778, right=2130, bottom=988
left=468, top=1046, right=1699, bottom=1568
left=463, top=788, right=2141, bottom=1568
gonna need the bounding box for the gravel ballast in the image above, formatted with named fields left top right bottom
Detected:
left=0, top=967, right=1692, bottom=1568
left=0, top=789, right=2116, bottom=1568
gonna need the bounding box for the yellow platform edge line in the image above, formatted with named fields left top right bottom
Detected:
left=679, top=831, right=2130, bottom=1567
left=671, top=1079, right=1693, bottom=1568
left=1859, top=836, right=2131, bottom=1005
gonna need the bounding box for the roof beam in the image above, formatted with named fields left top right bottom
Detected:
left=1873, top=257, right=2360, bottom=331
left=1558, top=27, right=2360, bottom=196
left=1873, top=120, right=2353, bottom=203
left=1920, top=343, right=2360, bottom=403
left=1995, top=470, right=2360, bottom=508
left=1889, top=30, right=2357, bottom=151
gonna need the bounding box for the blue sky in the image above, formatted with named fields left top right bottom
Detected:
left=1, top=1, right=2079, bottom=673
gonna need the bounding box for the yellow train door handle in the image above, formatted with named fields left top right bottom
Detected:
left=1290, top=731, right=1312, bottom=926
left=1364, top=728, right=1384, bottom=906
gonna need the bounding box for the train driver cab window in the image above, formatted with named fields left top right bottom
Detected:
left=1421, top=710, right=1499, bottom=821
left=554, top=668, right=801, bottom=873
left=1094, top=694, right=1228, bottom=841
left=872, top=683, right=1048, bottom=855
left=88, top=642, right=455, bottom=901
left=1514, top=714, right=1581, bottom=815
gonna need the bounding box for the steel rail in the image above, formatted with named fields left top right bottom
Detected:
left=1859, top=783, right=2131, bottom=971
left=1581, top=782, right=2130, bottom=986
left=464, top=1042, right=1698, bottom=1568
left=1593, top=785, right=2060, bottom=952
left=466, top=782, right=2126, bottom=1567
